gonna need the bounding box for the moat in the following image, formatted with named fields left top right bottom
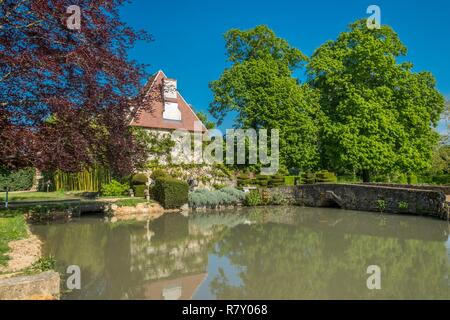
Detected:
left=32, top=206, right=450, bottom=300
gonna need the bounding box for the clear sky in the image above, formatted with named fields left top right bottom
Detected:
left=119, top=0, right=450, bottom=130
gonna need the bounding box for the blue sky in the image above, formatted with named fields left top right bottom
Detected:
left=120, top=0, right=450, bottom=130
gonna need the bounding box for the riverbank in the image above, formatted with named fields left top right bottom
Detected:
left=0, top=210, right=30, bottom=270
left=0, top=209, right=60, bottom=300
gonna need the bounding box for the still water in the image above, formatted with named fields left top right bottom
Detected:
left=32, top=207, right=450, bottom=300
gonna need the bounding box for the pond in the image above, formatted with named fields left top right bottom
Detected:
left=31, top=206, right=450, bottom=300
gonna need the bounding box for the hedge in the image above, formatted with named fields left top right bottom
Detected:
left=284, top=176, right=296, bottom=186
left=188, top=187, right=245, bottom=208
left=316, top=170, right=337, bottom=183
left=302, top=172, right=316, bottom=184
left=154, top=177, right=189, bottom=209
left=101, top=180, right=130, bottom=196
left=132, top=173, right=148, bottom=185
left=133, top=185, right=147, bottom=198
left=0, top=168, right=35, bottom=191
left=269, top=175, right=284, bottom=187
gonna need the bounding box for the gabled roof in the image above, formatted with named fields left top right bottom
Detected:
left=130, top=70, right=206, bottom=132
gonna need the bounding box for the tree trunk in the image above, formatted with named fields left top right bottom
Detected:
left=362, top=169, right=371, bottom=183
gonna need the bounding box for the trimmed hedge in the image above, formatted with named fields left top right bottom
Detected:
left=316, top=170, right=337, bottom=183
left=154, top=177, right=189, bottom=209
left=0, top=168, right=35, bottom=191
left=132, top=173, right=148, bottom=185
left=133, top=185, right=147, bottom=198
left=302, top=172, right=316, bottom=184
left=284, top=176, right=296, bottom=186
left=151, top=169, right=169, bottom=180
left=269, top=175, right=284, bottom=187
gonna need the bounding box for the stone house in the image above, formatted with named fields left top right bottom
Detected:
left=129, top=70, right=231, bottom=188
left=130, top=70, right=207, bottom=165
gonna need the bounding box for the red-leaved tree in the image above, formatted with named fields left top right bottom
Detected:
left=0, top=0, right=152, bottom=176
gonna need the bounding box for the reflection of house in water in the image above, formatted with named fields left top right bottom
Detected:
left=128, top=214, right=225, bottom=300
left=138, top=273, right=208, bottom=300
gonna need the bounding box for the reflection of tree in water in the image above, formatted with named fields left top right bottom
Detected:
left=210, top=208, right=450, bottom=300
left=130, top=214, right=214, bottom=282
left=37, top=213, right=248, bottom=299
left=34, top=208, right=450, bottom=299
left=127, top=213, right=249, bottom=299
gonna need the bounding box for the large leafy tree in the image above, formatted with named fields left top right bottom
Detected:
left=0, top=0, right=151, bottom=175
left=307, top=20, right=445, bottom=181
left=209, top=25, right=322, bottom=170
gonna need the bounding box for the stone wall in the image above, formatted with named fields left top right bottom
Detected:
left=0, top=271, right=60, bottom=300
left=360, top=183, right=450, bottom=195
left=270, top=184, right=448, bottom=220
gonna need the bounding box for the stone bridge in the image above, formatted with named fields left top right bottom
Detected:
left=269, top=184, right=449, bottom=220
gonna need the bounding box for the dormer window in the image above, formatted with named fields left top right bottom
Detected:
left=162, top=78, right=181, bottom=121
left=163, top=102, right=182, bottom=121
left=163, top=78, right=177, bottom=100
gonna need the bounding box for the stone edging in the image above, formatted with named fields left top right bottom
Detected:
left=0, top=271, right=60, bottom=300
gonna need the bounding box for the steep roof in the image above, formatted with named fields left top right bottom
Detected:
left=130, top=70, right=206, bottom=132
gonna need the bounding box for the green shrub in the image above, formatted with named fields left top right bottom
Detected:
left=151, top=169, right=169, bottom=180
left=237, top=173, right=250, bottom=180
left=132, top=173, right=148, bottom=185
left=258, top=180, right=269, bottom=187
left=188, top=187, right=245, bottom=208
left=221, top=187, right=246, bottom=201
left=302, top=172, right=316, bottom=184
left=238, top=179, right=255, bottom=187
left=133, top=185, right=147, bottom=198
left=407, top=174, right=418, bottom=185
left=316, top=170, right=337, bottom=183
left=284, top=176, right=296, bottom=186
left=375, top=199, right=386, bottom=213
left=213, top=184, right=227, bottom=190
left=245, top=190, right=262, bottom=206
left=101, top=180, right=130, bottom=196
left=28, top=256, right=56, bottom=273
left=390, top=173, right=408, bottom=184
left=270, top=190, right=288, bottom=205
left=418, top=174, right=450, bottom=185
left=398, top=201, right=409, bottom=210
left=337, top=174, right=361, bottom=183
left=269, top=175, right=284, bottom=187
left=0, top=168, right=35, bottom=191
left=154, top=178, right=189, bottom=209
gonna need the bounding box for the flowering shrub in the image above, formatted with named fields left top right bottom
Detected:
left=188, top=187, right=245, bottom=208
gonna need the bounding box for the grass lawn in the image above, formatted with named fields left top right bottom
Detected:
left=0, top=191, right=79, bottom=202
left=0, top=210, right=27, bottom=266
left=114, top=198, right=154, bottom=207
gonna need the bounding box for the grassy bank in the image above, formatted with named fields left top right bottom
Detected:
left=0, top=191, right=78, bottom=202
left=0, top=210, right=27, bottom=266
left=0, top=191, right=139, bottom=202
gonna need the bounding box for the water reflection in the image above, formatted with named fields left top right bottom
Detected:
left=32, top=207, right=450, bottom=300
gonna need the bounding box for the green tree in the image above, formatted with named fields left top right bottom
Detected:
left=209, top=25, right=322, bottom=170
left=307, top=20, right=445, bottom=182
left=196, top=111, right=216, bottom=130
left=443, top=99, right=450, bottom=143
